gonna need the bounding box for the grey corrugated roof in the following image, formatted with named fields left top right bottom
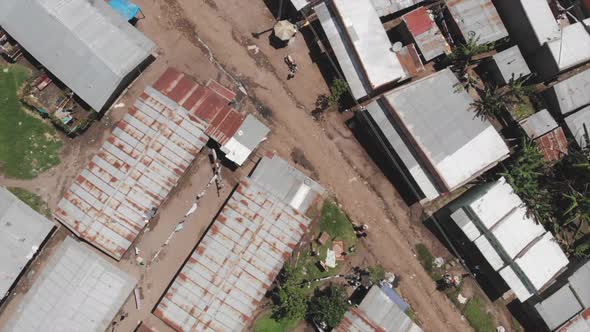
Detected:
left=220, top=114, right=270, bottom=166
left=519, top=109, right=558, bottom=140
left=565, top=106, right=590, bottom=150
left=369, top=0, right=423, bottom=17
left=382, top=69, right=509, bottom=191
left=546, top=69, right=590, bottom=115
left=3, top=237, right=137, bottom=332
left=336, top=285, right=422, bottom=332
left=250, top=154, right=325, bottom=214
left=535, top=285, right=582, bottom=330
left=569, top=260, right=590, bottom=308
left=364, top=100, right=440, bottom=200
left=0, top=0, right=156, bottom=111
left=0, top=187, right=55, bottom=299
left=445, top=0, right=508, bottom=45
left=492, top=46, right=531, bottom=84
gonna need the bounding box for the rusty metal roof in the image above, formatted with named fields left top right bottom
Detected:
left=534, top=127, right=568, bottom=162
left=557, top=307, right=590, bottom=332
left=395, top=44, right=425, bottom=77
left=154, top=155, right=324, bottom=332
left=402, top=7, right=450, bottom=61
left=445, top=0, right=508, bottom=45
left=54, top=85, right=209, bottom=260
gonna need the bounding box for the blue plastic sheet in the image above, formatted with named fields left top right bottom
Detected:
left=107, top=0, right=140, bottom=21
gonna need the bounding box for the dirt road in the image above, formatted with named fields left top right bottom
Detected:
left=0, top=0, right=472, bottom=331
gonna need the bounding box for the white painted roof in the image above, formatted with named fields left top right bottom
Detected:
left=450, top=209, right=481, bottom=241
left=499, top=265, right=534, bottom=301
left=519, top=0, right=561, bottom=46
left=491, top=207, right=546, bottom=259
left=546, top=19, right=590, bottom=72
left=516, top=232, right=569, bottom=291
left=466, top=177, right=520, bottom=229
left=474, top=236, right=505, bottom=270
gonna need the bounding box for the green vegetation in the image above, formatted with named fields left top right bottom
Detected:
left=0, top=64, right=62, bottom=178
left=8, top=187, right=50, bottom=217
left=405, top=308, right=417, bottom=323
left=328, top=78, right=349, bottom=106
left=272, top=266, right=308, bottom=322
left=368, top=265, right=385, bottom=283
left=463, top=298, right=496, bottom=332
left=298, top=200, right=357, bottom=282
left=415, top=243, right=435, bottom=273
left=253, top=313, right=298, bottom=332
left=307, top=286, right=349, bottom=329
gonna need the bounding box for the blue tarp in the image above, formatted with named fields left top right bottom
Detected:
left=107, top=0, right=140, bottom=21
left=379, top=282, right=409, bottom=312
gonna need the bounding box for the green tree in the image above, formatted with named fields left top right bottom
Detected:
left=328, top=78, right=349, bottom=106
left=505, top=74, right=535, bottom=102
left=271, top=266, right=308, bottom=322
left=500, top=140, right=552, bottom=222
left=471, top=84, right=510, bottom=119
left=307, top=286, right=349, bottom=328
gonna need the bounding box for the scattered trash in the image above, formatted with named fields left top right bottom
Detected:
left=434, top=257, right=445, bottom=268
left=246, top=45, right=260, bottom=54
left=385, top=272, right=396, bottom=284
left=496, top=326, right=506, bottom=332
left=114, top=103, right=125, bottom=109
left=325, top=249, right=337, bottom=268
left=3, top=68, right=8, bottom=72
left=136, top=256, right=144, bottom=266
left=175, top=223, right=184, bottom=232
left=317, top=231, right=330, bottom=245
left=134, top=247, right=140, bottom=256
left=134, top=287, right=143, bottom=309
left=457, top=293, right=468, bottom=304
left=185, top=203, right=198, bottom=217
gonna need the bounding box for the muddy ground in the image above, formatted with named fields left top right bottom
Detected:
left=0, top=0, right=522, bottom=331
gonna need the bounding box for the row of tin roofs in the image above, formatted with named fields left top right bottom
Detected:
left=154, top=153, right=324, bottom=332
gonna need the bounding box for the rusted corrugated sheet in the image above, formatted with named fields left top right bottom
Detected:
left=402, top=7, right=449, bottom=61
left=154, top=156, right=324, bottom=332
left=54, top=86, right=209, bottom=260
left=534, top=127, right=568, bottom=162
left=445, top=0, right=508, bottom=45
left=557, top=307, right=590, bottom=332
left=395, top=44, right=425, bottom=77
left=153, top=68, right=242, bottom=145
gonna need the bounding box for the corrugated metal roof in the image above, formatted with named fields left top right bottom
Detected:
left=449, top=177, right=569, bottom=302
left=546, top=69, right=590, bottom=116
left=3, top=236, right=137, bottom=332
left=369, top=0, right=423, bottom=17
left=402, top=7, right=450, bottom=61
left=492, top=46, right=531, bottom=84
left=0, top=187, right=55, bottom=299
left=364, top=101, right=440, bottom=200
left=546, top=19, right=590, bottom=73
left=154, top=154, right=324, bottom=332
left=565, top=105, right=590, bottom=149
left=569, top=261, right=590, bottom=308
left=335, top=285, right=422, bottom=332
left=316, top=0, right=407, bottom=100
left=536, top=286, right=583, bottom=330
left=54, top=85, right=209, bottom=260
left=534, top=127, right=568, bottom=162
left=520, top=109, right=558, bottom=140
left=517, top=0, right=561, bottom=47
left=381, top=68, right=509, bottom=192
left=221, top=114, right=270, bottom=166
left=395, top=44, right=425, bottom=77
left=0, top=0, right=156, bottom=111
left=557, top=307, right=590, bottom=332
left=445, top=0, right=508, bottom=45
left=290, top=0, right=310, bottom=11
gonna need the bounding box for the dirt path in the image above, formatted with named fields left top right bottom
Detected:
left=0, top=0, right=472, bottom=331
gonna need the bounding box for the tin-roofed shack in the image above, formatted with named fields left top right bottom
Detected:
left=402, top=7, right=450, bottom=62
left=445, top=0, right=508, bottom=45
left=447, top=177, right=569, bottom=302
left=357, top=69, right=509, bottom=203
left=565, top=105, right=590, bottom=150
left=0, top=0, right=157, bottom=112
left=316, top=0, right=408, bottom=100
left=336, top=284, right=422, bottom=332
left=519, top=110, right=568, bottom=162
left=0, top=187, right=55, bottom=301
left=154, top=154, right=324, bottom=332
left=2, top=237, right=137, bottom=332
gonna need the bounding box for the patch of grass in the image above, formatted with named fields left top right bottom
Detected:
left=297, top=200, right=357, bottom=285
left=368, top=265, right=385, bottom=283
left=253, top=313, right=297, bottom=332
left=405, top=308, right=417, bottom=323
left=463, top=298, right=496, bottom=332
left=415, top=243, right=434, bottom=273
left=511, top=97, right=535, bottom=121
left=0, top=64, right=62, bottom=179
left=8, top=187, right=50, bottom=217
